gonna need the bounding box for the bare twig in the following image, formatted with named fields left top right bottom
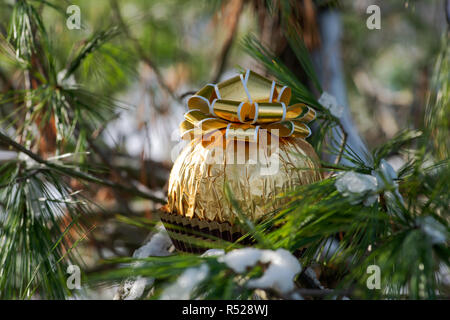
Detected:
left=83, top=129, right=167, bottom=211
left=84, top=132, right=135, bottom=215
left=0, top=168, right=46, bottom=189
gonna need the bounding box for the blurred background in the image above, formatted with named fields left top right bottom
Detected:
left=0, top=0, right=448, bottom=298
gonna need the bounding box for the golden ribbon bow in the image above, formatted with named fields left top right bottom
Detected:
left=180, top=70, right=316, bottom=141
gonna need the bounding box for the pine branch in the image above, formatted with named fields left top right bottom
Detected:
left=64, top=27, right=122, bottom=80
left=0, top=131, right=167, bottom=204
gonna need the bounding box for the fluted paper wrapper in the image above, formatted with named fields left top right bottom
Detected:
left=159, top=206, right=250, bottom=253
left=167, top=131, right=322, bottom=225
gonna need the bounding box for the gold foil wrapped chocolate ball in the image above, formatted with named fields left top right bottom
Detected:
left=162, top=70, right=322, bottom=252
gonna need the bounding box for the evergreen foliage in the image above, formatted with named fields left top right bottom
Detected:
left=0, top=0, right=448, bottom=300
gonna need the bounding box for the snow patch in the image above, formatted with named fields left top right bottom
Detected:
left=133, top=225, right=173, bottom=259
left=57, top=69, right=76, bottom=87
left=117, top=226, right=173, bottom=300
left=335, top=171, right=378, bottom=206
left=160, top=264, right=209, bottom=300
left=219, top=248, right=301, bottom=294
left=318, top=92, right=344, bottom=118
left=201, top=249, right=225, bottom=257
left=219, top=248, right=262, bottom=273
left=304, top=267, right=324, bottom=289
left=417, top=216, right=448, bottom=245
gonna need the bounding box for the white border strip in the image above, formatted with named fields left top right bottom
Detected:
left=277, top=86, right=287, bottom=102
left=251, top=102, right=259, bottom=124
left=237, top=101, right=245, bottom=123
left=308, top=107, right=316, bottom=121
left=206, top=83, right=221, bottom=100
left=240, top=73, right=253, bottom=104
left=254, top=125, right=260, bottom=141
left=209, top=99, right=218, bottom=117
left=189, top=95, right=211, bottom=109
left=269, top=80, right=276, bottom=103
left=225, top=123, right=232, bottom=139
left=305, top=125, right=312, bottom=138
left=181, top=128, right=194, bottom=138
left=288, top=121, right=295, bottom=136
left=197, top=117, right=218, bottom=128
left=244, top=69, right=250, bottom=83
left=281, top=102, right=287, bottom=122
left=184, top=109, right=201, bottom=117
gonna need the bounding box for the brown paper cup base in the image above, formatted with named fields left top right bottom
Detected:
left=159, top=210, right=252, bottom=254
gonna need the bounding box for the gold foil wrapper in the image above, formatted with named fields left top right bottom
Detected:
left=167, top=130, right=322, bottom=225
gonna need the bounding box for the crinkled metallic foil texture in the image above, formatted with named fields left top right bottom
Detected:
left=167, top=131, right=322, bottom=224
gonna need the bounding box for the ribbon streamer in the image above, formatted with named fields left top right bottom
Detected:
left=181, top=70, right=316, bottom=141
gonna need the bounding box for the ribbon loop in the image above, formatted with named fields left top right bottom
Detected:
left=182, top=70, right=316, bottom=141
left=212, top=100, right=248, bottom=123
left=252, top=102, right=286, bottom=124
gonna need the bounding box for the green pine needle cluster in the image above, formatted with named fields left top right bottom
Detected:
left=0, top=0, right=126, bottom=299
